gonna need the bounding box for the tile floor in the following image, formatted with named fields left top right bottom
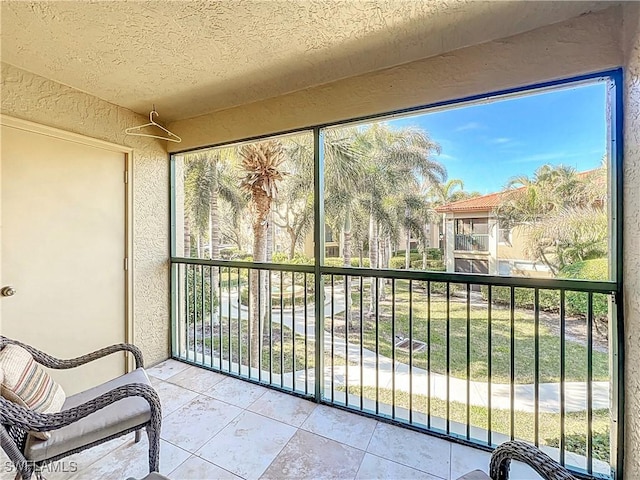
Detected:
left=4, top=360, right=547, bottom=480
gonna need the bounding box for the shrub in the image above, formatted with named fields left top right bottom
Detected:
left=560, top=258, right=609, bottom=321
left=480, top=258, right=609, bottom=319
left=480, top=286, right=560, bottom=311
left=240, top=286, right=314, bottom=308
left=350, top=258, right=370, bottom=268
left=324, top=257, right=344, bottom=268
left=425, top=248, right=443, bottom=261
left=389, top=253, right=421, bottom=270
left=220, top=247, right=252, bottom=260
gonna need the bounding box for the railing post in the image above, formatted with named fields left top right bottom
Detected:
left=313, top=127, right=325, bottom=402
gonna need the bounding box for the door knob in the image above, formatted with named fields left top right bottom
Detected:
left=1, top=286, right=16, bottom=297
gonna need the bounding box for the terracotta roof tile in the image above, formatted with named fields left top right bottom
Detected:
left=434, top=191, right=507, bottom=213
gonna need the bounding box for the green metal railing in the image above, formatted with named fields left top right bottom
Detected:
left=170, top=71, right=624, bottom=480
left=171, top=256, right=617, bottom=479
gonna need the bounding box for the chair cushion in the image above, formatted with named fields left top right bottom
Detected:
left=24, top=368, right=153, bottom=462
left=0, top=344, right=66, bottom=440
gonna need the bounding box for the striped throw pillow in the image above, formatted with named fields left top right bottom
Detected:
left=0, top=344, right=66, bottom=440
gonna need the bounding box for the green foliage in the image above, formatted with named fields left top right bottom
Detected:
left=343, top=385, right=610, bottom=462
left=185, top=268, right=218, bottom=324
left=219, top=247, right=252, bottom=260
left=560, top=258, right=609, bottom=321
left=351, top=258, right=370, bottom=267
left=425, top=248, right=443, bottom=260
left=419, top=260, right=445, bottom=271
left=324, top=257, right=346, bottom=268
left=546, top=431, right=610, bottom=462
left=561, top=257, right=608, bottom=280
left=239, top=286, right=314, bottom=308
left=273, top=251, right=320, bottom=265
left=389, top=253, right=422, bottom=270
left=480, top=259, right=609, bottom=320
left=496, top=165, right=607, bottom=273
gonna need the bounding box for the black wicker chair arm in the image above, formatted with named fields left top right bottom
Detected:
left=0, top=336, right=144, bottom=369
left=0, top=383, right=161, bottom=433
left=489, top=441, right=577, bottom=480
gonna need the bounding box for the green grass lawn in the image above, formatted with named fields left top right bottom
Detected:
left=342, top=385, right=610, bottom=462
left=202, top=318, right=345, bottom=374
left=328, top=279, right=608, bottom=384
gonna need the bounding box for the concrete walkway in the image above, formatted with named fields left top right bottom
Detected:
left=215, top=288, right=609, bottom=414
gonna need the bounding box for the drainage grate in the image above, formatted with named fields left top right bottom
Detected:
left=395, top=338, right=426, bottom=352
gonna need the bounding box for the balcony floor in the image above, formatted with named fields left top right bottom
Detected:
left=27, top=360, right=547, bottom=480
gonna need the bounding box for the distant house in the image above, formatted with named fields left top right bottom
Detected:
left=435, top=192, right=552, bottom=278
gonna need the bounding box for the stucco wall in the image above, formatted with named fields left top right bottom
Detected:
left=168, top=7, right=623, bottom=152
left=0, top=63, right=170, bottom=366
left=623, top=3, right=640, bottom=478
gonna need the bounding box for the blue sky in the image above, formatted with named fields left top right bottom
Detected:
left=387, top=81, right=607, bottom=194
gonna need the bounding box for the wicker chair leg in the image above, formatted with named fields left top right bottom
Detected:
left=2, top=428, right=32, bottom=480
left=135, top=430, right=142, bottom=443
left=146, top=425, right=160, bottom=472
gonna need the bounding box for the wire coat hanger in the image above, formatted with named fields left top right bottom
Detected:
left=125, top=106, right=181, bottom=143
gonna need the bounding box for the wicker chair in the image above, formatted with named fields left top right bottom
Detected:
left=0, top=336, right=162, bottom=480
left=458, top=440, right=578, bottom=480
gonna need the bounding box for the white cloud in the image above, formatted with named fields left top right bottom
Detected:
left=455, top=122, right=484, bottom=132
left=507, top=152, right=570, bottom=164
left=489, top=137, right=511, bottom=144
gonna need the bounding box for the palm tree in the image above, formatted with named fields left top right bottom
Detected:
left=394, top=191, right=437, bottom=269
left=432, top=178, right=465, bottom=205
left=354, top=124, right=445, bottom=311
left=496, top=164, right=607, bottom=273
left=239, top=140, right=287, bottom=366
left=184, top=150, right=245, bottom=308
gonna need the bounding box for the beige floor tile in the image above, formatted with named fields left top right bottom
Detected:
left=147, top=359, right=191, bottom=380
left=356, top=453, right=443, bottom=480
left=150, top=377, right=200, bottom=416
left=247, top=389, right=317, bottom=427
left=166, top=365, right=227, bottom=394
left=205, top=376, right=267, bottom=408
left=450, top=444, right=491, bottom=479
left=43, top=435, right=129, bottom=480
left=508, top=460, right=544, bottom=480
left=162, top=395, right=242, bottom=453
left=67, top=438, right=189, bottom=480
left=196, top=411, right=296, bottom=480
left=301, top=404, right=377, bottom=450
left=367, top=423, right=451, bottom=478
left=169, top=455, right=242, bottom=479
left=261, top=429, right=365, bottom=480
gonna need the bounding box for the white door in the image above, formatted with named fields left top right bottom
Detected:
left=1, top=119, right=127, bottom=395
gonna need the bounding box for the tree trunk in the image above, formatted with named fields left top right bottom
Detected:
left=368, top=213, right=378, bottom=314
left=250, top=215, right=267, bottom=368
left=422, top=230, right=427, bottom=270
left=343, top=206, right=353, bottom=328
left=405, top=230, right=411, bottom=270
left=210, top=186, right=220, bottom=325
left=184, top=216, right=192, bottom=257
left=289, top=231, right=296, bottom=260
left=266, top=211, right=273, bottom=262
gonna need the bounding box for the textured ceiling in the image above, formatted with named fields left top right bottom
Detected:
left=1, top=1, right=614, bottom=121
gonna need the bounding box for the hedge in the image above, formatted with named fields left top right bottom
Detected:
left=240, top=286, right=315, bottom=308
left=480, top=258, right=608, bottom=319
